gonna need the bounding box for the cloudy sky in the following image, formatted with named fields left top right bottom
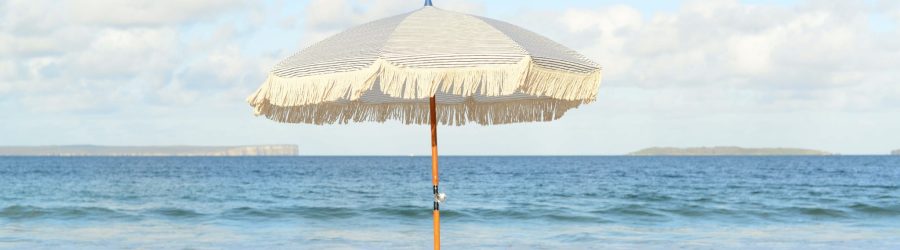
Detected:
left=1, top=0, right=898, bottom=155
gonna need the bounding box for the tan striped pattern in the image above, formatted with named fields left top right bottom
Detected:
left=272, top=12, right=411, bottom=77
left=475, top=16, right=599, bottom=73
left=247, top=6, right=602, bottom=125
left=380, top=8, right=527, bottom=69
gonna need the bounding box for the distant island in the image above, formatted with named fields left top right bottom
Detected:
left=893, top=149, right=900, bottom=155
left=629, top=146, right=832, bottom=156
left=0, top=145, right=298, bottom=156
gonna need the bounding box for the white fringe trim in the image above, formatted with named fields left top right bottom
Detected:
left=247, top=56, right=601, bottom=125
left=252, top=99, right=584, bottom=126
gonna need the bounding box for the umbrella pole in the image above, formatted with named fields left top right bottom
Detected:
left=429, top=96, right=440, bottom=250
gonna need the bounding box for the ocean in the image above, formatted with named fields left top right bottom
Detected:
left=1, top=156, right=898, bottom=249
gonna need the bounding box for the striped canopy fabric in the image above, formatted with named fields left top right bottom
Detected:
left=247, top=6, right=602, bottom=125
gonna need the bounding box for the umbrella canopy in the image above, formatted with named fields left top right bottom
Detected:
left=246, top=2, right=601, bottom=249
left=247, top=5, right=601, bottom=125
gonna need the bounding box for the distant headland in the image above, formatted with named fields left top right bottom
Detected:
left=0, top=145, right=299, bottom=156
left=629, top=146, right=832, bottom=156
left=893, top=149, right=900, bottom=155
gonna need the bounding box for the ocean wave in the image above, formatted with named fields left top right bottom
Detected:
left=146, top=208, right=206, bottom=218
left=623, top=193, right=673, bottom=202
left=221, top=206, right=359, bottom=220
left=775, top=206, right=849, bottom=219
left=0, top=205, right=134, bottom=220
left=5, top=202, right=898, bottom=223
left=660, top=206, right=739, bottom=218
left=366, top=205, right=432, bottom=218
left=848, top=203, right=900, bottom=216
left=217, top=206, right=610, bottom=223
left=593, top=205, right=666, bottom=218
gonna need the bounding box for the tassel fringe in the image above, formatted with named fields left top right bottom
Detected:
left=247, top=56, right=601, bottom=125
left=252, top=99, right=584, bottom=126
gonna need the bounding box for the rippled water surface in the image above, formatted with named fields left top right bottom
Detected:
left=1, top=156, right=899, bottom=249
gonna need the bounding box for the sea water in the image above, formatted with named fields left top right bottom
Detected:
left=1, top=156, right=898, bottom=249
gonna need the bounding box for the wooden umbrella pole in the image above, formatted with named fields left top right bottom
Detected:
left=429, top=96, right=440, bottom=250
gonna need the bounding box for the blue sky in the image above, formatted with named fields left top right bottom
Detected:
left=1, top=0, right=899, bottom=155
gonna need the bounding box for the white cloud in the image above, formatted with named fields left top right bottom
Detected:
left=510, top=0, right=900, bottom=114
left=19, top=90, right=107, bottom=113
left=0, top=32, right=65, bottom=57
left=69, top=0, right=250, bottom=26
left=180, top=44, right=261, bottom=90
left=0, top=0, right=67, bottom=35
left=72, top=28, right=180, bottom=78
left=0, top=0, right=257, bottom=112
left=0, top=60, right=14, bottom=94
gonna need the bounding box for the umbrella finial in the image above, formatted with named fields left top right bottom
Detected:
left=425, top=0, right=432, bottom=6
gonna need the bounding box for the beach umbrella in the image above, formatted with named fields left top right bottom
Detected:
left=246, top=1, right=601, bottom=248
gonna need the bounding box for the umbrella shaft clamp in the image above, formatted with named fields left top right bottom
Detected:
left=433, top=185, right=439, bottom=210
